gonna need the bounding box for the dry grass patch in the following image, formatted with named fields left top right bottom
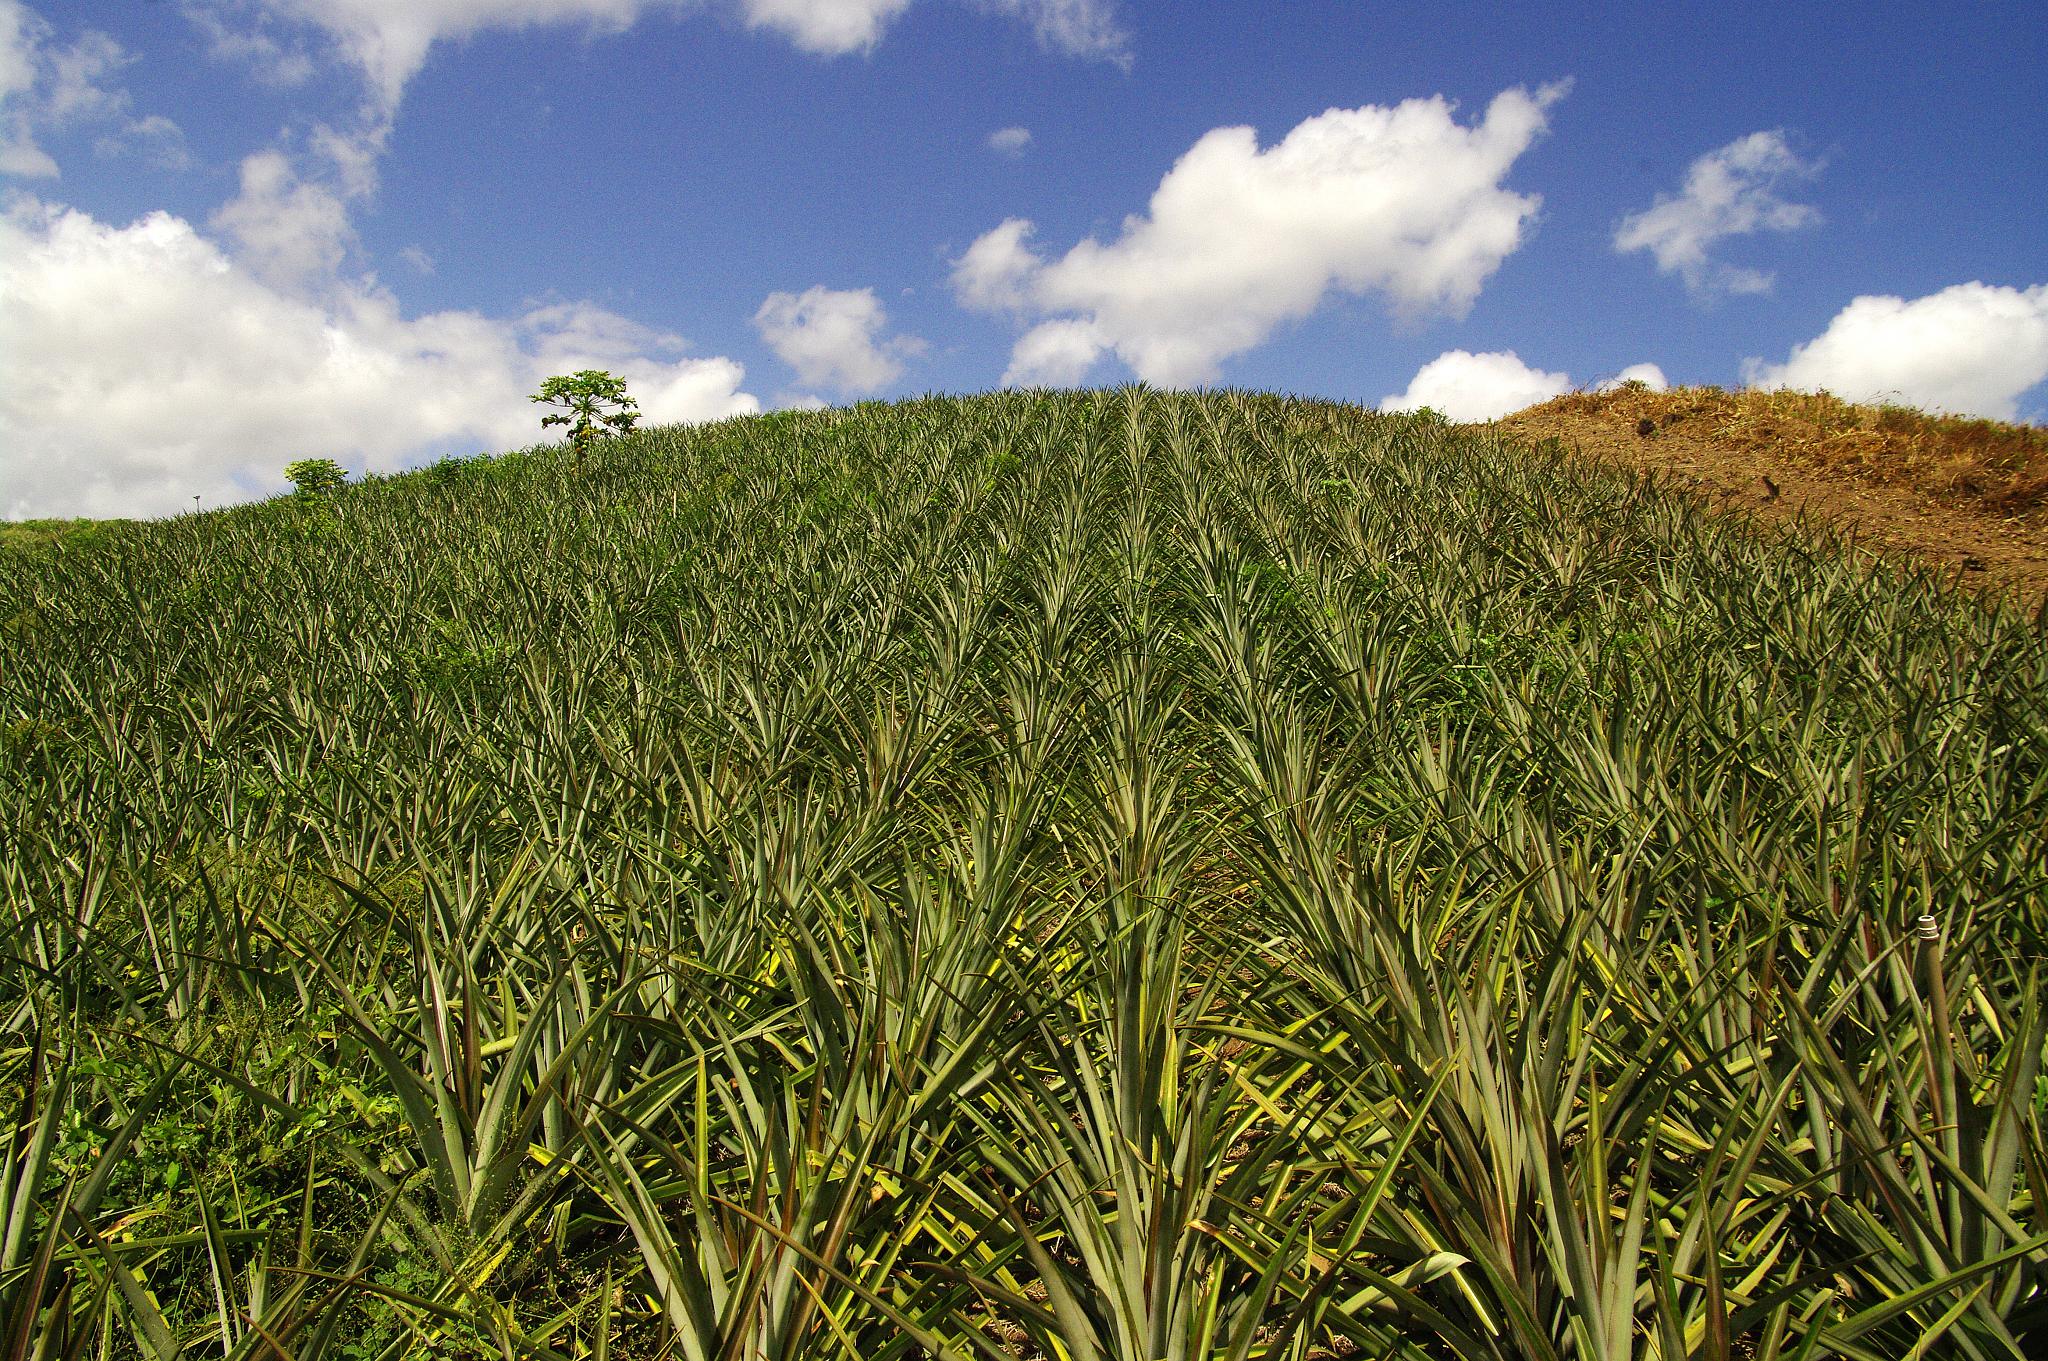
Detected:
left=1528, top=383, right=2048, bottom=511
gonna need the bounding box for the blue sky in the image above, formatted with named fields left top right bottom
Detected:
left=3, top=0, right=2044, bottom=517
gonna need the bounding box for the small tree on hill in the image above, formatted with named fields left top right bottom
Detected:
left=284, top=457, right=347, bottom=498
left=531, top=370, right=640, bottom=466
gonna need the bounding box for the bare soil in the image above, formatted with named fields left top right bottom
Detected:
left=1499, top=405, right=2048, bottom=608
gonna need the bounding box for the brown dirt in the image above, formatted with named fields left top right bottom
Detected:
left=1497, top=399, right=2048, bottom=608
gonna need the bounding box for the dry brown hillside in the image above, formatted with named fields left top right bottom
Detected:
left=1499, top=384, right=2048, bottom=603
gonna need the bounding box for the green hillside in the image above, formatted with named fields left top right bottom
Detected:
left=3, top=388, right=2044, bottom=1358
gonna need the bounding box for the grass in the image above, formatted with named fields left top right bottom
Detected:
left=2, top=387, right=2044, bottom=1358
left=1527, top=383, right=2048, bottom=510
left=0, top=517, right=139, bottom=556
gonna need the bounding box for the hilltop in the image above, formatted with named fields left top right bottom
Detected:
left=2, top=389, right=2043, bottom=1358
left=13, top=382, right=2047, bottom=604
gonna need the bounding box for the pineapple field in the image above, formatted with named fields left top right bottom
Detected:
left=2, top=387, right=2044, bottom=1359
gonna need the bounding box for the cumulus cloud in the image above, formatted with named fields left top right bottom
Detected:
left=1614, top=130, right=1820, bottom=298
left=952, top=216, right=1039, bottom=313
left=753, top=285, right=923, bottom=393
left=1380, top=349, right=1570, bottom=421
left=0, top=199, right=758, bottom=519
left=1597, top=362, right=1669, bottom=391
left=210, top=148, right=359, bottom=288
left=201, top=116, right=393, bottom=290
left=1741, top=282, right=2048, bottom=420
left=953, top=82, right=1568, bottom=387
left=987, top=125, right=1031, bottom=155
left=0, top=1, right=186, bottom=178
left=1005, top=318, right=1104, bottom=386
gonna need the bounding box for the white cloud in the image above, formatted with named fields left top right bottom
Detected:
left=399, top=243, right=434, bottom=273
left=1, top=2, right=186, bottom=178
left=1380, top=349, right=1570, bottom=421
left=745, top=0, right=1128, bottom=60
left=952, top=215, right=1038, bottom=313
left=0, top=2, right=34, bottom=104
left=753, top=285, right=923, bottom=393
left=220, top=1, right=1126, bottom=113
left=38, top=27, right=129, bottom=124
left=987, top=125, right=1031, bottom=155
left=741, top=0, right=911, bottom=55
left=1004, top=317, right=1103, bottom=386
left=1614, top=131, right=1820, bottom=298
left=226, top=1, right=671, bottom=114
left=309, top=118, right=387, bottom=196
left=0, top=0, right=57, bottom=174
left=0, top=199, right=758, bottom=519
left=205, top=119, right=391, bottom=289
left=1597, top=362, right=1669, bottom=392
left=954, top=82, right=1567, bottom=387
left=0, top=0, right=58, bottom=177
left=974, top=0, right=1127, bottom=63
left=211, top=148, right=359, bottom=288
left=1741, top=282, right=2048, bottom=420
left=182, top=2, right=318, bottom=87
left=93, top=113, right=192, bottom=170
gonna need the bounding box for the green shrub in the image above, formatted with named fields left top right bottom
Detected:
left=283, top=457, right=348, bottom=497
